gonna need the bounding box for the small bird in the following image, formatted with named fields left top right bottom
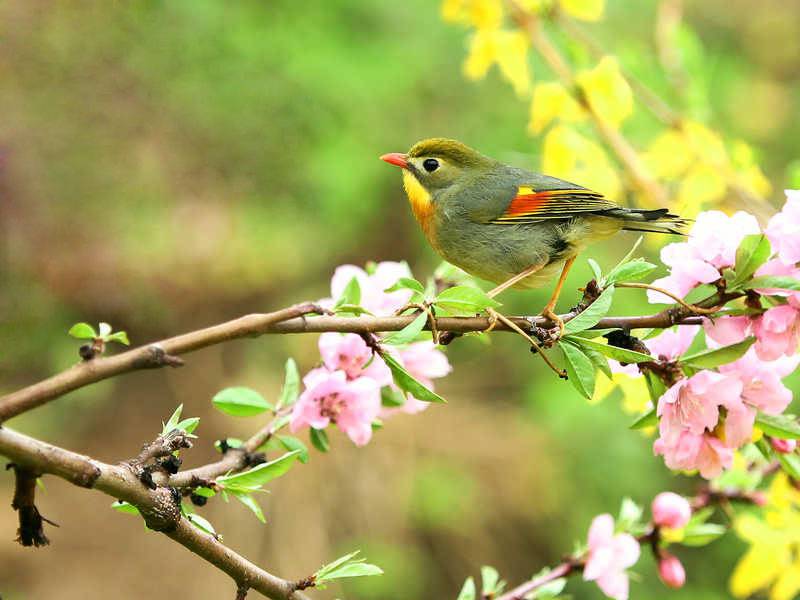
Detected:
left=381, top=138, right=687, bottom=332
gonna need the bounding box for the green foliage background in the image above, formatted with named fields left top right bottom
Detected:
left=1, top=1, right=798, bottom=598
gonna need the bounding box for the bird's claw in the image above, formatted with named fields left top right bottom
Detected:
left=541, top=308, right=565, bottom=340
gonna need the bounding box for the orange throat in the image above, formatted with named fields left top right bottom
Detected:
left=402, top=170, right=436, bottom=240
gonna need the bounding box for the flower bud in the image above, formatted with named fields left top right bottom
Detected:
left=652, top=492, right=691, bottom=529
left=771, top=438, right=797, bottom=454
left=658, top=554, right=686, bottom=589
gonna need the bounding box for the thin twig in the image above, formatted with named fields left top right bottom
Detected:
left=496, top=561, right=577, bottom=600
left=615, top=282, right=723, bottom=315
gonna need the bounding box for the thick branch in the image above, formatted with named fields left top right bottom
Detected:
left=0, top=426, right=311, bottom=600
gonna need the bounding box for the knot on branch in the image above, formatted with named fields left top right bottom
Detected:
left=604, top=330, right=651, bottom=358
left=125, top=430, right=192, bottom=488
left=7, top=463, right=58, bottom=547
left=133, top=345, right=185, bottom=370
left=293, top=575, right=316, bottom=591
left=138, top=486, right=182, bottom=532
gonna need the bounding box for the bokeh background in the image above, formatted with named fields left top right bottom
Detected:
left=1, top=1, right=799, bottom=598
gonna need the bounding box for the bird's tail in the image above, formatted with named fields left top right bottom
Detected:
left=605, top=207, right=690, bottom=236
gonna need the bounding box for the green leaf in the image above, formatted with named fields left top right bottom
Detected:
left=560, top=341, right=596, bottom=400
left=381, top=386, right=406, bottom=407
left=563, top=285, right=615, bottom=334
left=277, top=435, right=309, bottom=464
left=530, top=577, right=567, bottom=598
left=581, top=343, right=612, bottom=379
left=315, top=551, right=383, bottom=582
left=105, top=331, right=130, bottom=345
left=604, top=260, right=657, bottom=285
left=216, top=451, right=299, bottom=493
left=212, top=387, right=272, bottom=417
left=566, top=335, right=653, bottom=363
left=777, top=452, right=800, bottom=480
left=587, top=258, right=603, bottom=282
left=231, top=491, right=265, bottom=523
left=186, top=513, right=217, bottom=536
left=644, top=371, right=667, bottom=403
left=111, top=500, right=140, bottom=515
left=193, top=486, right=216, bottom=498
left=384, top=277, right=426, bottom=295
left=732, top=234, right=771, bottom=287
left=629, top=408, right=657, bottom=430
left=613, top=236, right=643, bottom=272
left=175, top=417, right=200, bottom=435
left=68, top=322, right=97, bottom=339
left=276, top=358, right=300, bottom=410
left=382, top=311, right=428, bottom=345
left=434, top=285, right=500, bottom=315
left=98, top=322, right=112, bottom=337
left=681, top=522, right=726, bottom=546
left=310, top=427, right=330, bottom=452
left=755, top=413, right=800, bottom=439
left=214, top=437, right=243, bottom=453
left=618, top=497, right=643, bottom=530
left=744, top=276, right=800, bottom=292
left=480, top=566, right=504, bottom=595
left=680, top=337, right=755, bottom=369
left=382, top=352, right=446, bottom=403
left=316, top=550, right=360, bottom=580
left=456, top=576, right=476, bottom=600
left=335, top=276, right=362, bottom=308
left=162, top=404, right=184, bottom=435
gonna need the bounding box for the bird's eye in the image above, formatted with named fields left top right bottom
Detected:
left=422, top=158, right=440, bottom=173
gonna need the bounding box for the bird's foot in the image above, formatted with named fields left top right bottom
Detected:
left=540, top=307, right=565, bottom=340
left=483, top=307, right=500, bottom=334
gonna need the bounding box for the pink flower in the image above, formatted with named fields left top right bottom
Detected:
left=648, top=210, right=759, bottom=304
left=765, top=190, right=800, bottom=266
left=653, top=430, right=733, bottom=479
left=657, top=371, right=742, bottom=438
left=771, top=438, right=797, bottom=454
left=646, top=325, right=700, bottom=360
left=658, top=554, right=686, bottom=589
left=704, top=315, right=752, bottom=346
left=651, top=492, right=691, bottom=529
left=719, top=349, right=798, bottom=415
left=752, top=305, right=800, bottom=360
left=384, top=342, right=452, bottom=415
left=290, top=368, right=381, bottom=446
left=327, top=261, right=414, bottom=315
left=318, top=332, right=392, bottom=386
left=583, top=514, right=640, bottom=600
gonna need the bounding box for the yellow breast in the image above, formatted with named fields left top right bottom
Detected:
left=402, top=170, right=435, bottom=238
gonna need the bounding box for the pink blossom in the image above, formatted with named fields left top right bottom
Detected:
left=657, top=554, right=686, bottom=589
left=719, top=349, right=798, bottom=415
left=318, top=332, right=392, bottom=386
left=651, top=492, right=691, bottom=529
left=327, top=261, right=413, bottom=315
left=653, top=430, right=733, bottom=479
left=765, top=190, right=800, bottom=266
left=752, top=305, right=800, bottom=360
left=647, top=243, right=720, bottom=304
left=646, top=325, right=700, bottom=360
left=704, top=315, right=752, bottom=346
left=384, top=342, right=452, bottom=415
left=657, top=371, right=742, bottom=438
left=290, top=368, right=381, bottom=446
left=771, top=438, right=797, bottom=454
left=583, top=514, right=640, bottom=600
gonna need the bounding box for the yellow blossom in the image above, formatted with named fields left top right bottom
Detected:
left=528, top=81, right=585, bottom=134
left=559, top=0, right=605, bottom=21
left=464, top=29, right=531, bottom=97
left=576, top=56, right=634, bottom=129
left=442, top=0, right=503, bottom=30
left=542, top=125, right=620, bottom=198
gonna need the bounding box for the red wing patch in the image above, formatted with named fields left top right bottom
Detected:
left=491, top=187, right=616, bottom=224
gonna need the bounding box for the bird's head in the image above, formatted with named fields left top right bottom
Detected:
left=380, top=138, right=494, bottom=192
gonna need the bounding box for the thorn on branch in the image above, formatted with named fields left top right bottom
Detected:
left=7, top=463, right=57, bottom=547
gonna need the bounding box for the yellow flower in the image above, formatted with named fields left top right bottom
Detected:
left=442, top=0, right=503, bottom=30
left=576, top=56, right=634, bottom=130
left=730, top=474, right=800, bottom=600
left=464, top=29, right=531, bottom=97
left=559, top=0, right=605, bottom=21
left=542, top=125, right=620, bottom=198
left=528, top=81, right=585, bottom=134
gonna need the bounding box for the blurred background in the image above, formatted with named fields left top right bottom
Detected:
left=1, top=1, right=799, bottom=598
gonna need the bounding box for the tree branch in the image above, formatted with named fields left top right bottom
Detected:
left=0, top=426, right=312, bottom=600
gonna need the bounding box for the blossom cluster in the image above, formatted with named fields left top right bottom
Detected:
left=642, top=190, right=800, bottom=478
left=290, top=262, right=451, bottom=446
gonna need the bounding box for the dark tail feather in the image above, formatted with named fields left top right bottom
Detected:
left=603, top=207, right=690, bottom=236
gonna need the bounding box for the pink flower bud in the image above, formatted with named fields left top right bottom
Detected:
left=771, top=438, right=798, bottom=454
left=750, top=491, right=768, bottom=506
left=658, top=554, right=686, bottom=589
left=651, top=492, right=691, bottom=529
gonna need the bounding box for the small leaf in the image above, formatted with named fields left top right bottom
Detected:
left=435, top=285, right=500, bottom=315
left=644, top=371, right=668, bottom=403
left=335, top=276, right=362, bottom=308
left=193, top=486, right=216, bottom=498
left=567, top=335, right=653, bottom=364
left=744, top=276, right=800, bottom=291
left=480, top=566, right=504, bottom=595
left=382, top=352, right=446, bottom=403
left=216, top=451, right=299, bottom=492
left=777, top=452, right=800, bottom=480
left=162, top=405, right=184, bottom=435
left=316, top=550, right=360, bottom=580
left=629, top=408, right=656, bottom=430
left=681, top=522, right=726, bottom=546
left=680, top=337, right=755, bottom=369
left=587, top=258, right=603, bottom=282
left=381, top=386, right=406, bottom=407
left=111, top=500, right=140, bottom=515
left=105, top=331, right=130, bottom=345
left=175, top=417, right=200, bottom=435
left=563, top=285, right=615, bottom=334
left=456, top=576, right=477, bottom=600
left=186, top=513, right=216, bottom=536
left=310, top=427, right=330, bottom=452
left=231, top=491, right=265, bottom=523
left=276, top=358, right=300, bottom=409
left=382, top=312, right=428, bottom=345
left=581, top=343, right=612, bottom=380
left=315, top=550, right=383, bottom=582
left=618, top=497, right=643, bottom=529
left=98, top=322, right=112, bottom=337
left=384, top=277, right=426, bottom=295
left=732, top=234, right=771, bottom=287
left=212, top=387, right=272, bottom=417
left=68, top=322, right=97, bottom=340
left=755, top=413, right=800, bottom=439
left=604, top=260, right=657, bottom=286
left=560, top=341, right=596, bottom=400
left=277, top=435, right=309, bottom=464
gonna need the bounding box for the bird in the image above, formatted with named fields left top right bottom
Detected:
left=380, top=138, right=687, bottom=334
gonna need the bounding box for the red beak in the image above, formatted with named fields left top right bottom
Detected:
left=380, top=152, right=409, bottom=169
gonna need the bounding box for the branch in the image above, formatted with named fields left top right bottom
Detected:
left=496, top=561, right=577, bottom=600
left=0, top=426, right=311, bottom=600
